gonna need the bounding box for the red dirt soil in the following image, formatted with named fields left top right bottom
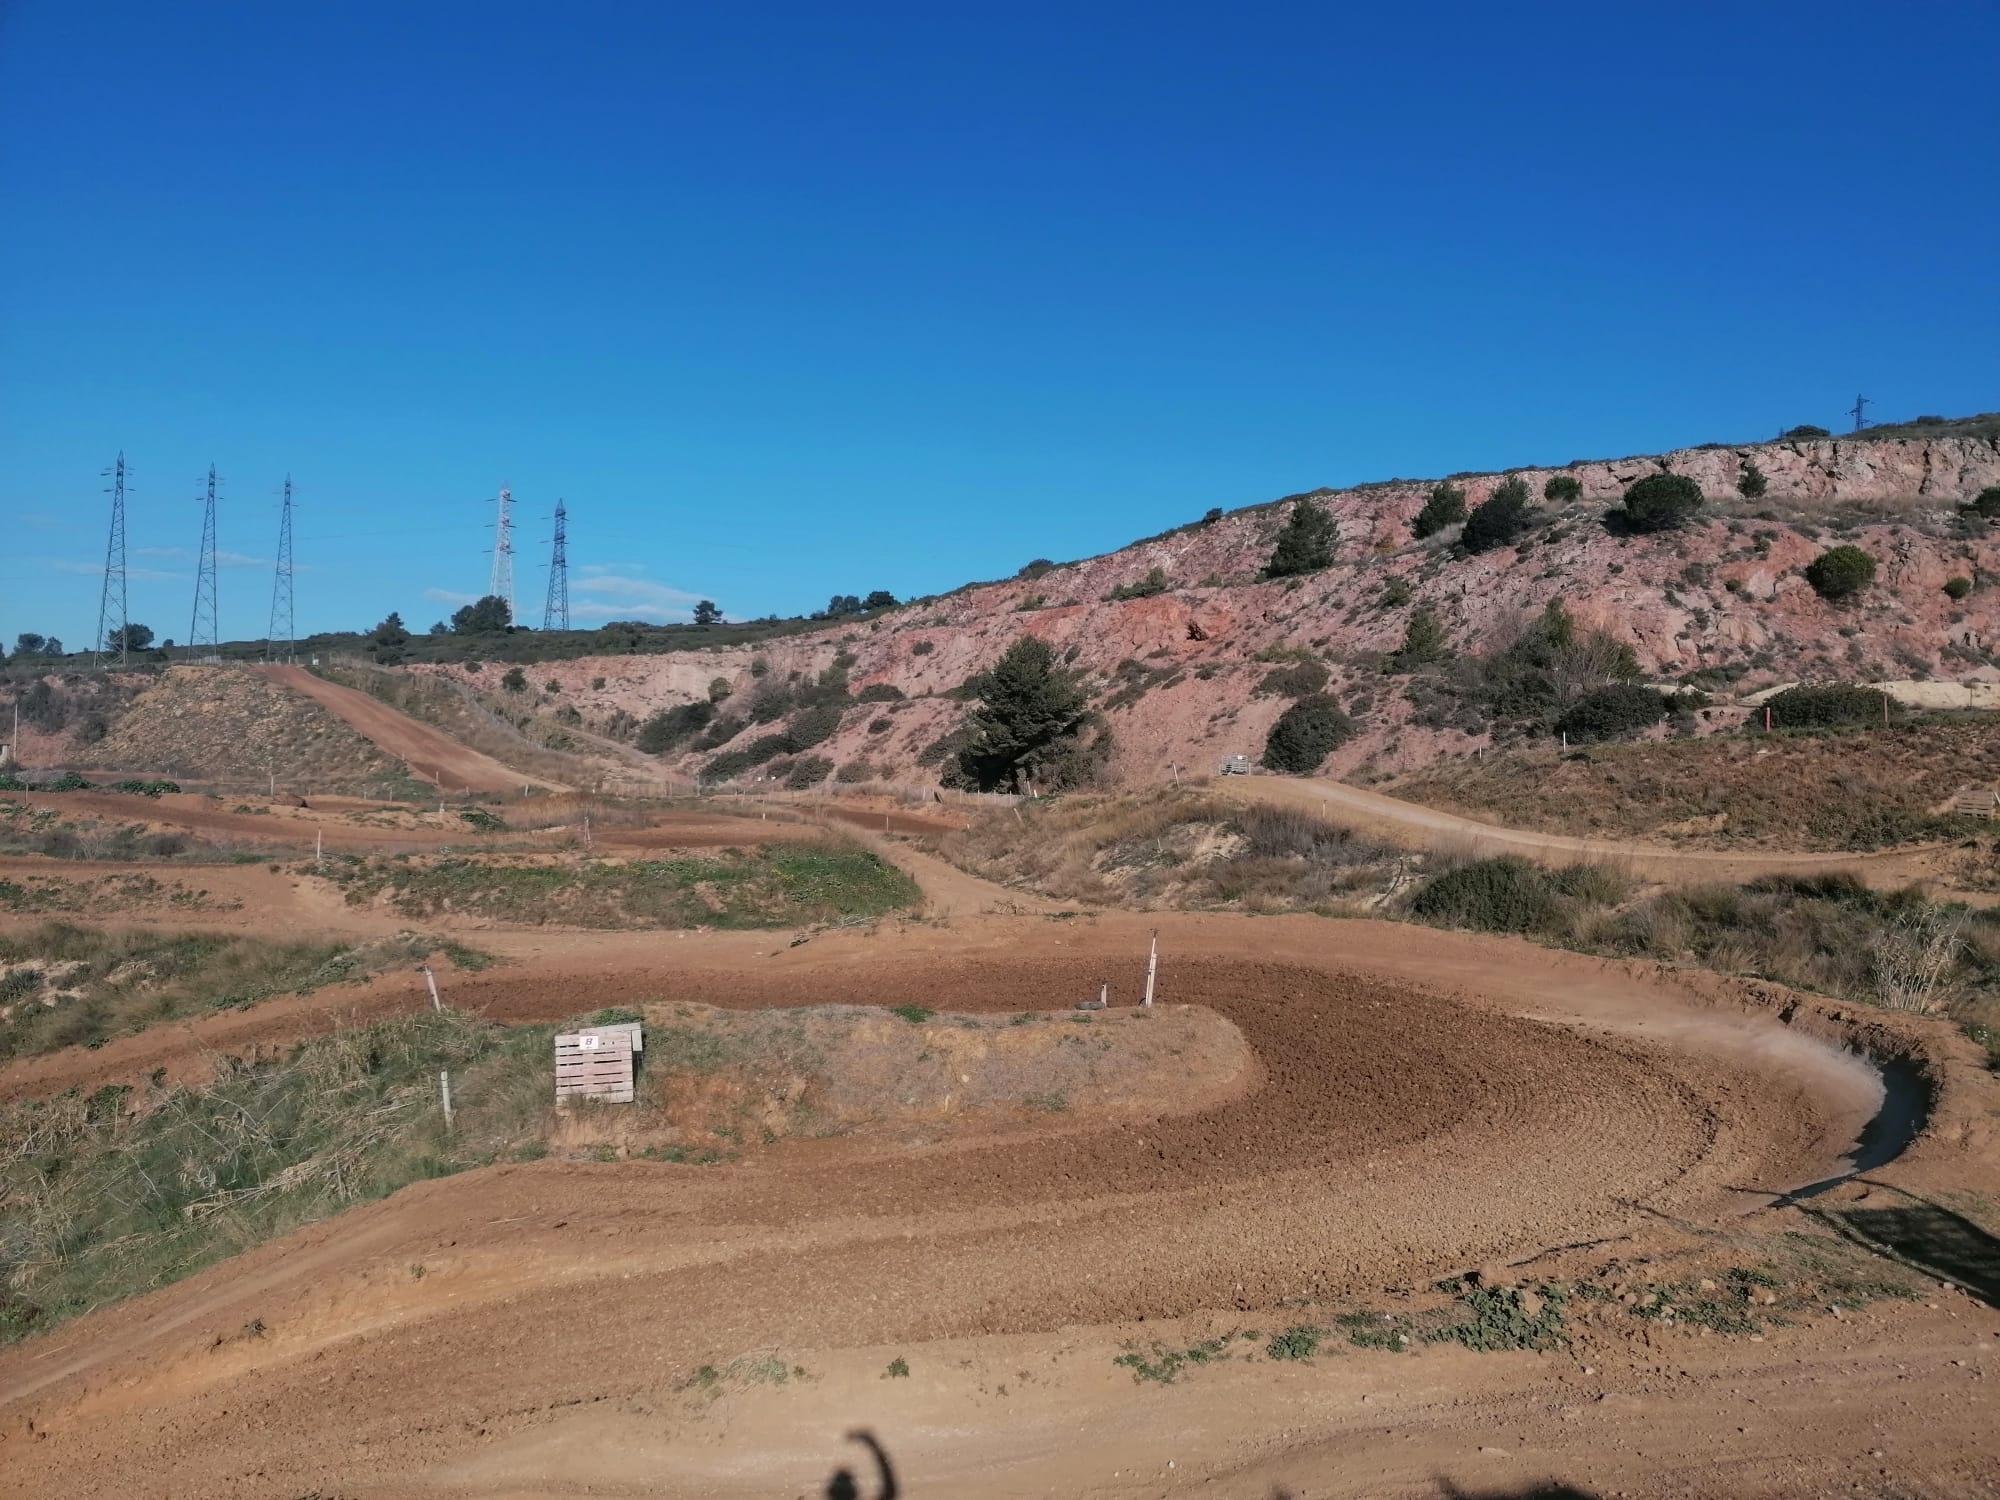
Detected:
left=258, top=665, right=564, bottom=794
left=3, top=903, right=1994, bottom=1498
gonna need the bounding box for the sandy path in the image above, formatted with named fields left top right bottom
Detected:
left=256, top=665, right=564, bottom=794
left=1224, top=773, right=1955, bottom=886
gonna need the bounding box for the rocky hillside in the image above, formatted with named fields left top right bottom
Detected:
left=412, top=431, right=2000, bottom=789
left=57, top=667, right=419, bottom=793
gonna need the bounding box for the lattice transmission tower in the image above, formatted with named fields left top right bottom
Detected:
left=189, top=465, right=221, bottom=659
left=95, top=452, right=130, bottom=666
left=267, top=475, right=296, bottom=662
left=542, top=498, right=570, bottom=631
left=489, top=485, right=515, bottom=619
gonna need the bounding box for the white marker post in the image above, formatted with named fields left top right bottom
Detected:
left=1143, top=930, right=1158, bottom=1008
left=439, top=1069, right=454, bottom=1131
left=315, top=828, right=323, bottom=871
left=422, top=965, right=443, bottom=1013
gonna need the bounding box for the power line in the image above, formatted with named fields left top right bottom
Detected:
left=267, top=475, right=296, bottom=662
left=488, top=485, right=515, bottom=618
left=189, top=464, right=221, bottom=658
left=94, top=452, right=129, bottom=666
left=542, top=497, right=570, bottom=631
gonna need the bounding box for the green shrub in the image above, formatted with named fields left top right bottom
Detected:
left=1804, top=545, right=1876, bottom=600
left=785, top=755, right=834, bottom=788
left=707, top=677, right=733, bottom=702
left=636, top=700, right=715, bottom=754
left=856, top=682, right=905, bottom=702
left=784, top=703, right=845, bottom=751
left=1264, top=499, right=1337, bottom=578
left=1557, top=684, right=1670, bottom=742
left=1761, top=684, right=1891, bottom=729
left=500, top=666, right=528, bottom=692
left=1409, top=858, right=1560, bottom=933
left=1261, top=695, right=1353, bottom=773
left=1379, top=577, right=1414, bottom=607
left=1107, top=566, right=1170, bottom=601
left=910, top=640, right=935, bottom=656
left=1620, top=473, right=1704, bottom=533
left=1782, top=424, right=1831, bottom=439
left=1392, top=606, right=1450, bottom=668
left=1256, top=658, right=1329, bottom=698
left=1460, top=478, right=1531, bottom=554
left=1737, top=458, right=1768, bottom=498
left=1412, top=482, right=1467, bottom=538
left=1542, top=474, right=1582, bottom=504
left=1962, top=485, right=2000, bottom=519
left=1943, top=576, right=1973, bottom=600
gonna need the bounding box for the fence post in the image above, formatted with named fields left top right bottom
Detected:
left=422, top=965, right=443, bottom=1012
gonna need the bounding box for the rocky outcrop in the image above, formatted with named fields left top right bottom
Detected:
left=417, top=434, right=2000, bottom=789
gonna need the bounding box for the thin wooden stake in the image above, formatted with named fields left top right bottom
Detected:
left=1144, top=930, right=1158, bottom=1007
left=422, top=965, right=443, bottom=1013
left=439, top=1070, right=454, bottom=1131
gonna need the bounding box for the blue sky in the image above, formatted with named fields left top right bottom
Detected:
left=3, top=1, right=1997, bottom=650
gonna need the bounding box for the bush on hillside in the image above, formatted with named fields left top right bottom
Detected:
left=500, top=666, right=528, bottom=692
left=1469, top=601, right=1641, bottom=729
left=1557, top=684, right=1670, bottom=742
left=784, top=702, right=845, bottom=752
left=1409, top=859, right=1562, bottom=934
left=1392, top=605, right=1450, bottom=668
left=1543, top=474, right=1582, bottom=503
left=1619, top=473, right=1704, bottom=533
left=1960, top=486, right=2000, bottom=520
left=1738, top=459, right=1768, bottom=498
left=1264, top=499, right=1338, bottom=577
left=1256, top=658, right=1330, bottom=698
left=1412, top=482, right=1468, bottom=538
left=785, top=755, right=834, bottom=788
left=1943, top=576, right=1973, bottom=600
left=1782, top=424, right=1831, bottom=439
left=856, top=682, right=905, bottom=702
left=1805, top=545, right=1876, bottom=600
left=1261, top=694, right=1354, bottom=774
left=636, top=700, right=715, bottom=755
left=707, top=677, right=733, bottom=702
left=1460, top=477, right=1532, bottom=554
left=1107, top=566, right=1170, bottom=601
left=1761, top=684, right=1891, bottom=729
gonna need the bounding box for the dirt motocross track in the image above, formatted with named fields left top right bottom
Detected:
left=2, top=803, right=1998, bottom=1496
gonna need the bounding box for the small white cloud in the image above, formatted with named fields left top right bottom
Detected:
left=50, top=558, right=184, bottom=582
left=573, top=601, right=678, bottom=623
left=136, top=545, right=191, bottom=560
left=573, top=573, right=703, bottom=613
left=216, top=551, right=270, bottom=569
left=423, top=587, right=482, bottom=606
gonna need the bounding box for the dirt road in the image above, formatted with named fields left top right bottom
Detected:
left=256, top=665, right=564, bottom=794
left=1225, top=773, right=1955, bottom=886
left=3, top=896, right=1993, bottom=1498
left=4, top=725, right=1998, bottom=1496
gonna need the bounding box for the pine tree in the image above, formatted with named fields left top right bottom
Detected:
left=1265, top=499, right=1337, bottom=578
left=956, top=637, right=1090, bottom=791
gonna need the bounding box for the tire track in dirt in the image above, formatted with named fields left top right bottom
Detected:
left=0, top=920, right=1866, bottom=1499
left=256, top=665, right=563, bottom=794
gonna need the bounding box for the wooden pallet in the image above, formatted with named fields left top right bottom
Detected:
left=1945, top=787, right=1999, bottom=818
left=554, top=1023, right=643, bottom=1103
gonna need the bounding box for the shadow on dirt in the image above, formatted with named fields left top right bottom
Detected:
left=825, top=1429, right=898, bottom=1499
left=1277, top=1485, right=1598, bottom=1499
left=1815, top=1178, right=2000, bottom=1308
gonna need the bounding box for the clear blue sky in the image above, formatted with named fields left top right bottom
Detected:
left=4, top=1, right=1996, bottom=650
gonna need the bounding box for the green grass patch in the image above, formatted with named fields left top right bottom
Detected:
left=0, top=926, right=493, bottom=1062
left=0, top=1007, right=562, bottom=1342
left=320, top=840, right=920, bottom=930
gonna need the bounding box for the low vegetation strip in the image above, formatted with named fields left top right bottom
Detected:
left=0, top=1009, right=554, bottom=1342
left=320, top=840, right=920, bottom=929
left=1380, top=718, right=2000, bottom=851
left=0, top=927, right=493, bottom=1063
left=941, top=795, right=2000, bottom=1064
